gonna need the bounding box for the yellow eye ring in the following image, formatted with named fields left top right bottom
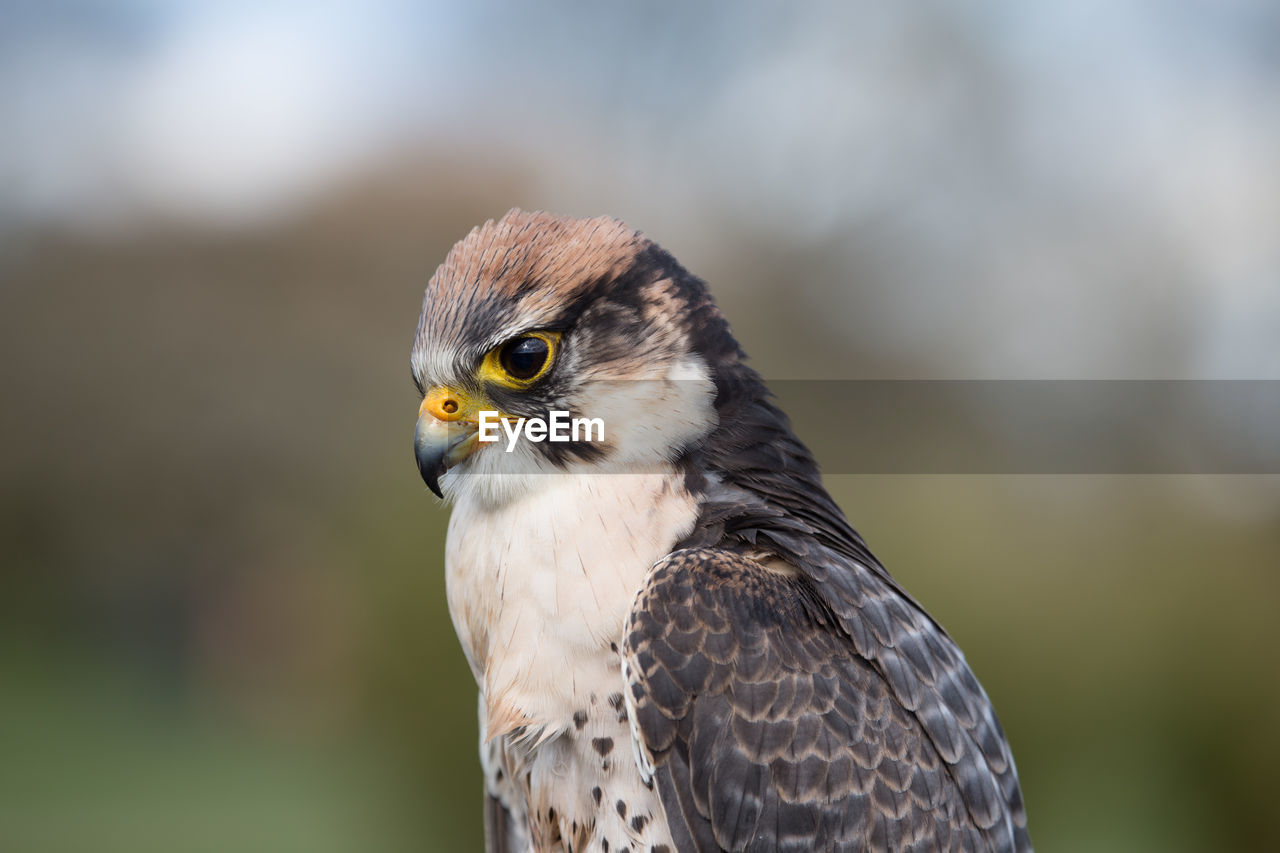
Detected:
left=478, top=331, right=561, bottom=387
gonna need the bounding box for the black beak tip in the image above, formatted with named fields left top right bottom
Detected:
left=424, top=472, right=444, bottom=499
left=415, top=443, right=446, bottom=499
left=419, top=456, right=445, bottom=498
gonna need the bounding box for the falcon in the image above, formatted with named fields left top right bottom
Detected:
left=411, top=209, right=1031, bottom=852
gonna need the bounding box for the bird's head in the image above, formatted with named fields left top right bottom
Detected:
left=411, top=209, right=741, bottom=506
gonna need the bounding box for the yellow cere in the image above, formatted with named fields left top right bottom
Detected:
left=420, top=385, right=481, bottom=422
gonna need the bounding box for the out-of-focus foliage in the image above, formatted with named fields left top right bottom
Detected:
left=1, top=2, right=1278, bottom=851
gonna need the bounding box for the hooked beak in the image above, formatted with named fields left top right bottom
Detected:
left=414, top=387, right=481, bottom=498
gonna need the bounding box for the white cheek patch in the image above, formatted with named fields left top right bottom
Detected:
left=570, top=355, right=716, bottom=468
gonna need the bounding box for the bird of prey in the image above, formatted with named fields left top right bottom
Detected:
left=411, top=209, right=1031, bottom=852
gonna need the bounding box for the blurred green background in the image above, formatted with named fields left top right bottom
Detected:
left=2, top=2, right=1278, bottom=851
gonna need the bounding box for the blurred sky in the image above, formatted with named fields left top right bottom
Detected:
left=3, top=0, right=1278, bottom=378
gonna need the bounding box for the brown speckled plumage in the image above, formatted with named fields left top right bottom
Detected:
left=413, top=211, right=642, bottom=368
left=411, top=209, right=1030, bottom=852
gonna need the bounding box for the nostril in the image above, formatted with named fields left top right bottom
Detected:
left=421, top=387, right=467, bottom=422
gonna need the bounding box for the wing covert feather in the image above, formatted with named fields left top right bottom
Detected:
left=625, top=548, right=1030, bottom=852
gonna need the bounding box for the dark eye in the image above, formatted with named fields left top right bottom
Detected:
left=498, top=335, right=551, bottom=380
